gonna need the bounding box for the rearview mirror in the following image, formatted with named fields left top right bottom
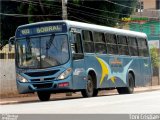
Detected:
left=9, top=36, right=15, bottom=51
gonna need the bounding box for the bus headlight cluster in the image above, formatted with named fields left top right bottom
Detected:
left=16, top=74, right=28, bottom=83
left=58, top=68, right=72, bottom=80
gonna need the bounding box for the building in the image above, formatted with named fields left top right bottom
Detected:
left=129, top=0, right=160, bottom=49
left=136, top=0, right=160, bottom=11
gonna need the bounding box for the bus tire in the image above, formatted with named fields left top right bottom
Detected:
left=117, top=73, right=134, bottom=94
left=93, top=89, right=98, bottom=97
left=37, top=91, right=51, bottom=101
left=81, top=75, right=98, bottom=97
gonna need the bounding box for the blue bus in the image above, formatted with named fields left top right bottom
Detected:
left=9, top=20, right=152, bottom=101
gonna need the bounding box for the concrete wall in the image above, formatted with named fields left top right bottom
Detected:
left=0, top=45, right=34, bottom=98
left=0, top=59, right=17, bottom=97
left=0, top=45, right=18, bottom=97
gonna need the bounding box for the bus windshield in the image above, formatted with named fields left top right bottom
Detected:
left=16, top=34, right=69, bottom=69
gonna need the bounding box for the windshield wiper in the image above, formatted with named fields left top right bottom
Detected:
left=46, top=34, right=55, bottom=50
left=26, top=37, right=32, bottom=52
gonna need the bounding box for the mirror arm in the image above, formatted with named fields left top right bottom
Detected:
left=9, top=36, right=15, bottom=44
left=9, top=36, right=15, bottom=51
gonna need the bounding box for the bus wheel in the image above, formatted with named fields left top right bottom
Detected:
left=117, top=73, right=134, bottom=94
left=81, top=75, right=98, bottom=97
left=37, top=91, right=51, bottom=101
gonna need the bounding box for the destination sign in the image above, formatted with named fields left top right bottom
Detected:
left=16, top=23, right=67, bottom=37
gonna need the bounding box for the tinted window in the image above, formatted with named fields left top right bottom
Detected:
left=94, top=32, right=105, bottom=42
left=71, top=33, right=83, bottom=54
left=106, top=33, right=117, bottom=44
left=82, top=30, right=94, bottom=53
left=128, top=37, right=138, bottom=56
left=117, top=35, right=127, bottom=45
left=117, top=35, right=129, bottom=55
left=137, top=38, right=149, bottom=57
left=105, top=33, right=118, bottom=54
left=82, top=30, right=92, bottom=42
left=94, top=32, right=106, bottom=54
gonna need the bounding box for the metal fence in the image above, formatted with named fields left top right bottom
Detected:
left=0, top=44, right=15, bottom=60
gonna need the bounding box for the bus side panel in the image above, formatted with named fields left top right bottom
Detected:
left=104, top=55, right=133, bottom=88
left=72, top=59, right=87, bottom=90
left=107, top=56, right=151, bottom=88
left=83, top=54, right=151, bottom=89
left=136, top=57, right=152, bottom=86
left=129, top=57, right=142, bottom=87
left=84, top=54, right=102, bottom=88
left=93, top=54, right=127, bottom=88
left=84, top=55, right=130, bottom=89
left=94, top=55, right=147, bottom=88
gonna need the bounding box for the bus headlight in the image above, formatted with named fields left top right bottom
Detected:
left=16, top=74, right=28, bottom=83
left=58, top=68, right=72, bottom=80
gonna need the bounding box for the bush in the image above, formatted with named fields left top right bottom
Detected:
left=150, top=47, right=160, bottom=68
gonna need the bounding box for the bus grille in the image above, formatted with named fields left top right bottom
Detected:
left=30, top=77, right=55, bottom=82
left=33, top=83, right=53, bottom=89
left=25, top=70, right=59, bottom=77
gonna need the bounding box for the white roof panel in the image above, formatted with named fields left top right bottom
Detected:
left=18, top=20, right=147, bottom=38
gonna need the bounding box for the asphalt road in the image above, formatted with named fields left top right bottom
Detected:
left=1, top=90, right=160, bottom=114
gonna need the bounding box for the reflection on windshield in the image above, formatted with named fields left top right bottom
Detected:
left=16, top=35, right=69, bottom=69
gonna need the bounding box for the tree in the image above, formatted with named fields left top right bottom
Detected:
left=1, top=0, right=62, bottom=46
left=68, top=0, right=138, bottom=27
left=26, top=0, right=62, bottom=23
left=1, top=0, right=138, bottom=46
left=1, top=1, right=28, bottom=46
left=150, top=47, right=160, bottom=68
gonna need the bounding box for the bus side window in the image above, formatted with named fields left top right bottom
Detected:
left=105, top=33, right=118, bottom=54
left=117, top=35, right=129, bottom=55
left=128, top=37, right=138, bottom=56
left=137, top=38, right=149, bottom=57
left=94, top=32, right=106, bottom=54
left=144, top=39, right=149, bottom=57
left=72, top=33, right=83, bottom=54
left=82, top=30, right=94, bottom=53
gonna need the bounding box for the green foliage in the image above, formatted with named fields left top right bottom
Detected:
left=150, top=47, right=160, bottom=68
left=1, top=0, right=61, bottom=43
left=27, top=0, right=61, bottom=23
left=68, top=0, right=138, bottom=27
left=28, top=2, right=38, bottom=23
left=73, top=0, right=80, bottom=4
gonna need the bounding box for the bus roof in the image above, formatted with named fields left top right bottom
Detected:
left=18, top=20, right=147, bottom=38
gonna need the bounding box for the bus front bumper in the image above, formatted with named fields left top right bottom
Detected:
left=16, top=76, right=73, bottom=94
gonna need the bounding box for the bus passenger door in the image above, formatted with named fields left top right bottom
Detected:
left=71, top=32, right=86, bottom=89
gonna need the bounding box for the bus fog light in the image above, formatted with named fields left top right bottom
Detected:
left=58, top=68, right=72, bottom=80
left=16, top=74, right=28, bottom=83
